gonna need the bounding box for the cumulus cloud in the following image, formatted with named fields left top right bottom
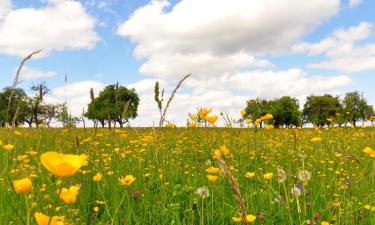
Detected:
left=113, top=0, right=355, bottom=126
left=293, top=22, right=375, bottom=73
left=0, top=0, right=99, bottom=57
left=19, top=66, right=58, bottom=80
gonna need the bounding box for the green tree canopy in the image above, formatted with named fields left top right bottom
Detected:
left=343, top=91, right=373, bottom=126
left=303, top=94, right=342, bottom=127
left=85, top=84, right=140, bottom=128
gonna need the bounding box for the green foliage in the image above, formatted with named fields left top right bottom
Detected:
left=269, top=96, right=301, bottom=127
left=85, top=84, right=140, bottom=128
left=0, top=87, right=28, bottom=127
left=303, top=94, right=342, bottom=126
left=343, top=91, right=373, bottom=126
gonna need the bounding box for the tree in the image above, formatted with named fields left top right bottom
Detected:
left=269, top=96, right=301, bottom=128
left=85, top=84, right=140, bottom=128
left=343, top=91, right=373, bottom=126
left=244, top=98, right=271, bottom=127
left=28, top=82, right=49, bottom=127
left=0, top=87, right=28, bottom=127
left=56, top=104, right=79, bottom=127
left=303, top=94, right=342, bottom=127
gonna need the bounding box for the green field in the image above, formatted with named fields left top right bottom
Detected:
left=0, top=127, right=374, bottom=225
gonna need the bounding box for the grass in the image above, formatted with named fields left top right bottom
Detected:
left=0, top=127, right=374, bottom=224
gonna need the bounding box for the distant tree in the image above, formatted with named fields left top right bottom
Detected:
left=343, top=91, right=373, bottom=126
left=245, top=98, right=271, bottom=127
left=28, top=82, right=49, bottom=127
left=269, top=96, right=301, bottom=128
left=56, top=104, right=79, bottom=127
left=0, top=87, right=28, bottom=127
left=85, top=84, right=140, bottom=128
left=41, top=103, right=64, bottom=127
left=303, top=94, right=342, bottom=127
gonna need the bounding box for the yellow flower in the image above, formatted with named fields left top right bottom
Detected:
left=205, top=115, right=218, bottom=124
left=260, top=114, right=273, bottom=121
left=240, top=109, right=246, bottom=116
left=232, top=214, right=256, bottom=223
left=263, top=172, right=273, bottom=180
left=94, top=206, right=99, bottom=213
left=246, top=119, right=252, bottom=124
left=34, top=212, right=64, bottom=225
left=3, top=144, right=14, bottom=151
left=58, top=185, right=80, bottom=204
left=213, top=149, right=222, bottom=159
left=13, top=178, right=32, bottom=194
left=219, top=145, right=230, bottom=156
left=198, top=108, right=212, bottom=117
left=265, top=124, right=274, bottom=130
left=189, top=113, right=197, bottom=121
left=311, top=137, right=322, bottom=143
left=245, top=172, right=255, bottom=179
left=207, top=175, right=218, bottom=183
left=93, top=173, right=102, bottom=182
left=321, top=221, right=330, bottom=225
left=118, top=175, right=136, bottom=186
left=255, top=119, right=261, bottom=126
left=206, top=167, right=220, bottom=174
left=40, top=152, right=88, bottom=177
left=166, top=123, right=176, bottom=128
left=362, top=147, right=375, bottom=157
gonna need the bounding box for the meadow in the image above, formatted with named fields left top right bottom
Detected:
left=0, top=127, right=374, bottom=225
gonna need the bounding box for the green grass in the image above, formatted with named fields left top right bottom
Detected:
left=0, top=127, right=374, bottom=224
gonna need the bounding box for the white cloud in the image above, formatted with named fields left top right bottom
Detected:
left=113, top=0, right=355, bottom=126
left=118, top=0, right=339, bottom=58
left=0, top=0, right=99, bottom=57
left=52, top=80, right=105, bottom=98
left=293, top=22, right=375, bottom=73
left=349, top=0, right=362, bottom=8
left=0, top=0, right=11, bottom=21
left=19, top=66, right=58, bottom=80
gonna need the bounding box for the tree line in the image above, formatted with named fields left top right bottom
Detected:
left=0, top=80, right=374, bottom=128
left=242, top=92, right=374, bottom=128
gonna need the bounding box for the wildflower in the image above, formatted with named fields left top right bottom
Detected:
left=220, top=145, right=230, bottom=156
left=291, top=187, right=301, bottom=197
left=255, top=119, right=261, bottom=126
left=276, top=168, right=286, bottom=183
left=118, top=175, right=136, bottom=186
left=93, top=173, right=102, bottom=182
left=311, top=137, right=322, bottom=143
left=362, top=147, right=375, bottom=157
left=34, top=212, right=64, bottom=225
left=265, top=124, right=274, bottom=130
left=321, top=221, right=330, bottom=225
left=205, top=115, right=218, bottom=124
left=94, top=207, right=99, bottom=213
left=206, top=167, right=220, bottom=174
left=213, top=149, right=222, bottom=159
left=260, top=114, right=273, bottom=121
left=3, top=144, right=14, bottom=151
left=207, top=175, right=218, bottom=183
left=189, top=113, right=197, bottom=121
left=240, top=109, right=246, bottom=117
left=198, top=108, right=212, bottom=117
left=58, top=185, right=80, bottom=204
left=13, top=178, right=32, bottom=194
left=298, top=170, right=311, bottom=182
left=245, top=172, right=255, bottom=179
left=196, top=186, right=209, bottom=198
left=232, top=214, right=256, bottom=223
left=246, top=119, right=252, bottom=124
left=263, top=172, right=273, bottom=180
left=166, top=123, right=176, bottom=128
left=40, top=152, right=88, bottom=177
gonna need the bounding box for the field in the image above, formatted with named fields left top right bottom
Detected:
left=0, top=127, right=374, bottom=225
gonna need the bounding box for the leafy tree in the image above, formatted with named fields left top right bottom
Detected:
left=28, top=82, right=49, bottom=127
left=0, top=87, right=28, bottom=127
left=343, top=91, right=373, bottom=126
left=269, top=96, right=301, bottom=127
left=86, top=84, right=140, bottom=128
left=245, top=98, right=271, bottom=127
left=303, top=94, right=342, bottom=127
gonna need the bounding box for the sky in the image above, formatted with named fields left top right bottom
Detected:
left=0, top=0, right=375, bottom=126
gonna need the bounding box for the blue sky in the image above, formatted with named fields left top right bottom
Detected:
left=0, top=0, right=374, bottom=126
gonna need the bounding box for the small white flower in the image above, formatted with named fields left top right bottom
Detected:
left=291, top=187, right=301, bottom=197
left=276, top=167, right=286, bottom=183
left=298, top=170, right=311, bottom=182
left=196, top=186, right=210, bottom=199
